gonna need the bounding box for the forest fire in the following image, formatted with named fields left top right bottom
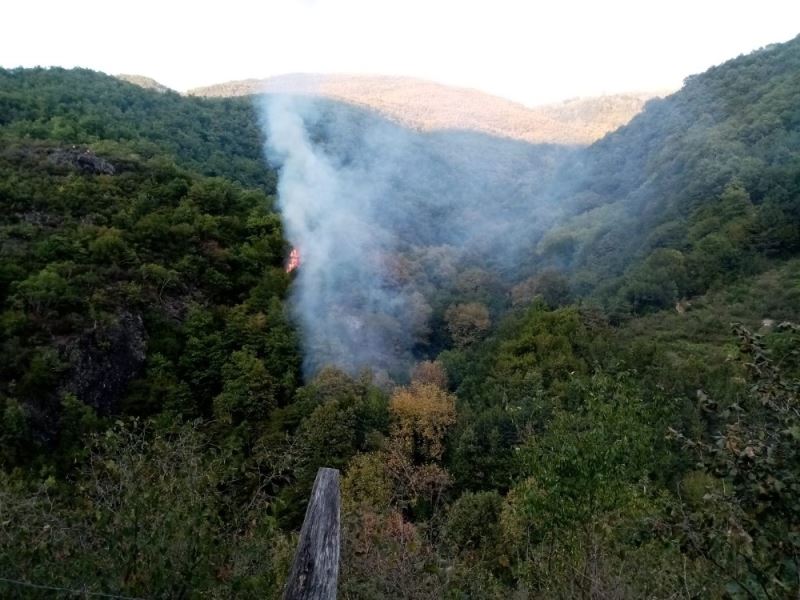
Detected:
left=285, top=247, right=301, bottom=273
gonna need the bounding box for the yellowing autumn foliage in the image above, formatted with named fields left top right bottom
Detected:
left=389, top=382, right=457, bottom=461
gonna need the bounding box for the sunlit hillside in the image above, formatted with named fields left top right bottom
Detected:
left=189, top=73, right=662, bottom=144
left=115, top=74, right=172, bottom=93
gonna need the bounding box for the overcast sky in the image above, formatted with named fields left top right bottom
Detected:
left=2, top=0, right=798, bottom=105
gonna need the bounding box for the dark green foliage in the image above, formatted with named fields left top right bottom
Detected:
left=2, top=35, right=800, bottom=599
left=214, top=348, right=277, bottom=425
left=669, top=324, right=800, bottom=598
left=518, top=373, right=662, bottom=527
left=445, top=490, right=503, bottom=554
left=0, top=140, right=300, bottom=444
left=0, top=67, right=275, bottom=191
left=0, top=421, right=292, bottom=598
left=0, top=67, right=304, bottom=596
left=267, top=369, right=390, bottom=526
left=544, top=37, right=800, bottom=313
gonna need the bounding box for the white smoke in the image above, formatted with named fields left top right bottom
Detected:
left=260, top=94, right=572, bottom=378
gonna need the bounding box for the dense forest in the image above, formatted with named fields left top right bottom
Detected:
left=1, top=36, right=799, bottom=599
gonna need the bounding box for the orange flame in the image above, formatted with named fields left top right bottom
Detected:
left=286, top=247, right=301, bottom=273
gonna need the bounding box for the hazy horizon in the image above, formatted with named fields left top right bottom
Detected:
left=185, top=72, right=672, bottom=106
left=2, top=0, right=798, bottom=106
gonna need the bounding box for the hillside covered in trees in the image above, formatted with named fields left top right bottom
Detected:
left=189, top=73, right=657, bottom=145
left=0, top=35, right=799, bottom=599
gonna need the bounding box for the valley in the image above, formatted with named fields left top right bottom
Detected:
left=0, top=34, right=799, bottom=599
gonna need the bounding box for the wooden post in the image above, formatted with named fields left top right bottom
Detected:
left=283, top=467, right=341, bottom=600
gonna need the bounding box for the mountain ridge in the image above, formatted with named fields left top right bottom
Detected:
left=115, top=73, right=172, bottom=93
left=187, top=73, right=664, bottom=144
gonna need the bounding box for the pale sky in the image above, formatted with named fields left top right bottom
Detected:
left=2, top=0, right=798, bottom=105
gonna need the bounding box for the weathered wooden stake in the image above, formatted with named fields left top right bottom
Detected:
left=283, top=467, right=341, bottom=600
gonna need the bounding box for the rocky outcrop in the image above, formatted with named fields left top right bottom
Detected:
left=60, top=312, right=147, bottom=415
left=48, top=147, right=115, bottom=175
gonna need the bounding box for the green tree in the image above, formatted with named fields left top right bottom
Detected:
left=445, top=302, right=491, bottom=348
left=669, top=323, right=800, bottom=599
left=213, top=349, right=276, bottom=425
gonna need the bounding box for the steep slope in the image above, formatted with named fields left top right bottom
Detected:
left=252, top=37, right=800, bottom=372
left=0, top=67, right=274, bottom=191
left=537, top=36, right=800, bottom=311
left=0, top=69, right=305, bottom=597
left=190, top=73, right=659, bottom=144
left=0, top=67, right=301, bottom=447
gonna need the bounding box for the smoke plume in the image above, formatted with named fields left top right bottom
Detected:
left=260, top=94, right=573, bottom=378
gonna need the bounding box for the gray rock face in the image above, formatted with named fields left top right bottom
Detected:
left=48, top=147, right=116, bottom=175
left=61, top=312, right=147, bottom=415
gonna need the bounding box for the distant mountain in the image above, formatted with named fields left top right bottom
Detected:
left=115, top=73, right=173, bottom=93
left=189, top=74, right=661, bottom=145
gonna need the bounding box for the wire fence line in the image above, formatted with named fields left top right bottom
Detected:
left=0, top=576, right=146, bottom=599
